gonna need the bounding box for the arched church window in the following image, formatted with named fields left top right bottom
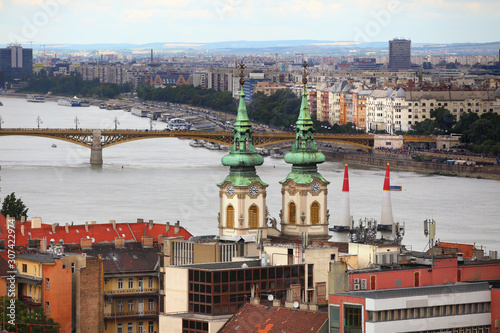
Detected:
left=311, top=202, right=320, bottom=225
left=226, top=205, right=234, bottom=228
left=289, top=202, right=296, bottom=225
left=249, top=205, right=258, bottom=228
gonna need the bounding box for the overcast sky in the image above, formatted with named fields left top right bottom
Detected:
left=1, top=0, right=499, bottom=45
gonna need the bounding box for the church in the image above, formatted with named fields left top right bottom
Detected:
left=217, top=62, right=331, bottom=241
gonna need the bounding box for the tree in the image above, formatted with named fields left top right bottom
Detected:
left=0, top=297, right=59, bottom=333
left=1, top=192, right=29, bottom=220
left=453, top=112, right=479, bottom=134
left=431, top=107, right=456, bottom=134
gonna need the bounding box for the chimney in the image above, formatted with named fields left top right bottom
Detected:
left=137, top=218, right=144, bottom=224
left=110, top=220, right=116, bottom=230
left=85, top=221, right=89, bottom=232
left=174, top=221, right=180, bottom=234
left=142, top=236, right=153, bottom=248
left=65, top=223, right=69, bottom=233
left=166, top=222, right=171, bottom=233
left=31, top=216, right=42, bottom=229
left=148, top=220, right=154, bottom=230
left=81, top=238, right=92, bottom=249
left=115, top=237, right=125, bottom=248
left=21, top=225, right=25, bottom=236
left=52, top=223, right=59, bottom=233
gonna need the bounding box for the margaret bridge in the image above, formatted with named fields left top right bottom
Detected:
left=0, top=128, right=439, bottom=164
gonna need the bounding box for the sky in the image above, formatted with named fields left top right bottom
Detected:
left=0, top=0, right=499, bottom=45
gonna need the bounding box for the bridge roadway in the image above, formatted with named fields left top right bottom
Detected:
left=0, top=128, right=436, bottom=164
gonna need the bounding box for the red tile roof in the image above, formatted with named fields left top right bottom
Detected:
left=218, top=303, right=328, bottom=333
left=0, top=213, right=192, bottom=246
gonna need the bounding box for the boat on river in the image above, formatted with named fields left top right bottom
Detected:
left=27, top=94, right=45, bottom=102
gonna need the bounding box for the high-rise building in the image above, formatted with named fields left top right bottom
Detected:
left=0, top=44, right=33, bottom=79
left=388, top=38, right=411, bottom=70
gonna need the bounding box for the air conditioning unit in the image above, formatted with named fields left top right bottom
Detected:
left=353, top=278, right=359, bottom=284
left=353, top=284, right=360, bottom=291
left=360, top=279, right=367, bottom=290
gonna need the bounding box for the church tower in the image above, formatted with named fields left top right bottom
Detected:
left=218, top=62, right=268, bottom=238
left=280, top=62, right=330, bottom=240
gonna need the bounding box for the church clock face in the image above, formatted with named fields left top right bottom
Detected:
left=227, top=184, right=234, bottom=196
left=249, top=184, right=259, bottom=196
left=311, top=182, right=320, bottom=194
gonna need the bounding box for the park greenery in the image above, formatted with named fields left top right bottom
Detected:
left=406, top=107, right=500, bottom=155
left=19, top=72, right=132, bottom=99
left=0, top=297, right=59, bottom=333
left=1, top=192, right=29, bottom=220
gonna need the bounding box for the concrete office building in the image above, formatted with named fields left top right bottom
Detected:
left=388, top=39, right=411, bottom=71
left=0, top=44, right=33, bottom=79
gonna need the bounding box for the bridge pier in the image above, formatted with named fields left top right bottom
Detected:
left=91, top=130, right=103, bottom=165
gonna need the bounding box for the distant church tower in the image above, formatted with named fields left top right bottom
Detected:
left=280, top=62, right=330, bottom=240
left=218, top=62, right=269, bottom=238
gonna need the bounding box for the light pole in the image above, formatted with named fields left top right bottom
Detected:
left=114, top=117, right=120, bottom=130
left=149, top=118, right=154, bottom=131
left=36, top=116, right=43, bottom=129
left=74, top=116, right=80, bottom=130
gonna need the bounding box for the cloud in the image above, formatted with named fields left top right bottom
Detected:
left=123, top=9, right=155, bottom=21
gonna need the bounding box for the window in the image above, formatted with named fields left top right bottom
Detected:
left=226, top=205, right=234, bottom=228
left=137, top=322, right=144, bottom=333
left=138, top=277, right=144, bottom=290
left=71, top=262, right=75, bottom=273
left=22, top=264, right=27, bottom=273
left=248, top=205, right=258, bottom=228
left=148, top=277, right=154, bottom=288
left=129, top=278, right=134, bottom=289
left=330, top=306, right=340, bottom=332
left=148, top=321, right=154, bottom=333
left=310, top=202, right=319, bottom=225
left=128, top=300, right=134, bottom=312
left=127, top=323, right=133, bottom=333
left=46, top=302, right=49, bottom=316
left=118, top=300, right=123, bottom=312
left=289, top=202, right=296, bottom=224
left=149, top=299, right=154, bottom=311
left=46, top=278, right=50, bottom=290
left=118, top=278, right=123, bottom=289
left=117, top=323, right=123, bottom=333
left=344, top=304, right=362, bottom=330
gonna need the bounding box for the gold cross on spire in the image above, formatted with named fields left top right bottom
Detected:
left=238, top=60, right=246, bottom=86
left=302, top=61, right=308, bottom=85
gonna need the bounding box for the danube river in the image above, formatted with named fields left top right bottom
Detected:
left=0, top=97, right=498, bottom=252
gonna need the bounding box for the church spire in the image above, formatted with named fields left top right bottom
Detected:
left=221, top=61, right=264, bottom=171
left=282, top=61, right=326, bottom=182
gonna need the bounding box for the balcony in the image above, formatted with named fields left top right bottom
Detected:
left=104, top=287, right=159, bottom=297
left=18, top=295, right=41, bottom=306
left=103, top=310, right=158, bottom=319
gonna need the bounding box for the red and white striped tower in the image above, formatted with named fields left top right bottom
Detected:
left=336, top=164, right=351, bottom=230
left=381, top=163, right=394, bottom=232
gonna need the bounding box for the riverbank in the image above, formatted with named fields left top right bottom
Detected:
left=326, top=151, right=500, bottom=180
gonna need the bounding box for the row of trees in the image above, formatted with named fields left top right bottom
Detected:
left=0, top=297, right=59, bottom=333
left=20, top=74, right=133, bottom=99
left=407, top=107, right=500, bottom=154
left=137, top=84, right=237, bottom=113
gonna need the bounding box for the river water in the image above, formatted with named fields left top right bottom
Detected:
left=0, top=97, right=498, bottom=252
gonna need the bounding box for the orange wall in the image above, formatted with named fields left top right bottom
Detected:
left=329, top=295, right=366, bottom=333
left=43, top=260, right=72, bottom=332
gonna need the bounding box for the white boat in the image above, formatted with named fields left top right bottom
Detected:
left=204, top=142, right=221, bottom=150
left=27, top=94, right=45, bottom=102
left=189, top=140, right=204, bottom=148
left=168, top=118, right=191, bottom=130
left=131, top=107, right=149, bottom=117
left=58, top=98, right=80, bottom=107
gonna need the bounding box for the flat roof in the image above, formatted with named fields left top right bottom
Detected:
left=174, top=259, right=262, bottom=270
left=333, top=282, right=490, bottom=299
